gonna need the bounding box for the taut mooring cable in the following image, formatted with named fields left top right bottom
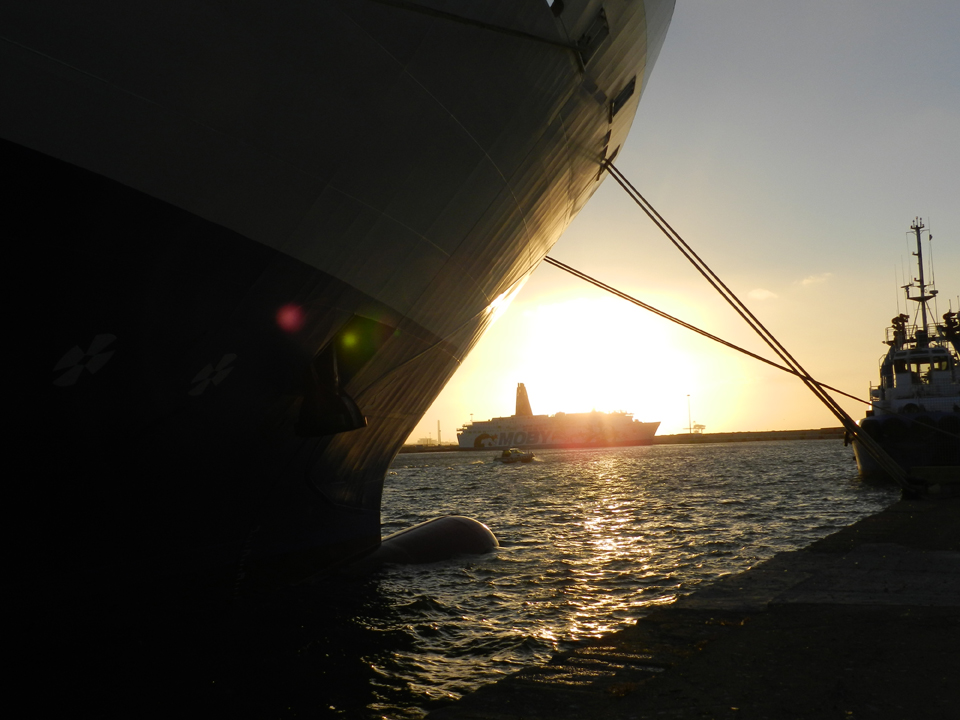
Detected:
left=592, top=161, right=915, bottom=490
left=542, top=256, right=868, bottom=406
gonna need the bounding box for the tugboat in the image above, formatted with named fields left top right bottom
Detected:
left=854, top=219, right=960, bottom=479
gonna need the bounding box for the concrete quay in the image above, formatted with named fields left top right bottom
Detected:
left=429, top=497, right=959, bottom=719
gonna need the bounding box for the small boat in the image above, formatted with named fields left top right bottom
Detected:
left=853, top=218, right=960, bottom=479
left=494, top=448, right=535, bottom=464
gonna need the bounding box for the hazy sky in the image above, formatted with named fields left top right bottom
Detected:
left=409, top=0, right=960, bottom=444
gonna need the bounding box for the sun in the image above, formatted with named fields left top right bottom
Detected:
left=505, top=295, right=690, bottom=420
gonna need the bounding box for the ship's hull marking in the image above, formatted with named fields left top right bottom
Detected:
left=52, top=334, right=116, bottom=386
left=189, top=354, right=237, bottom=396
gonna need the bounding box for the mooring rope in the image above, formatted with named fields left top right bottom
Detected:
left=542, top=256, right=868, bottom=405
left=581, top=161, right=917, bottom=490
left=545, top=256, right=960, bottom=447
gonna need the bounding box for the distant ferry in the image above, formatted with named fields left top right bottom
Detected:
left=458, top=384, right=660, bottom=449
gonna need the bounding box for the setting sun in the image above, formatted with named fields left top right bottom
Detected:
left=410, top=271, right=740, bottom=444
left=510, top=296, right=683, bottom=418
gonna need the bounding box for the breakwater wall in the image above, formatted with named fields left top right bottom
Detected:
left=653, top=427, right=845, bottom=445
left=399, top=427, right=846, bottom=453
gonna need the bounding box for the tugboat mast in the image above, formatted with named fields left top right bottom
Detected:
left=907, top=218, right=936, bottom=346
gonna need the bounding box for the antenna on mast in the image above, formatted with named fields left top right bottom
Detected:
left=894, top=265, right=901, bottom=315
left=928, top=224, right=937, bottom=318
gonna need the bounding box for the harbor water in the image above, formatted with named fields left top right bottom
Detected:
left=138, top=441, right=897, bottom=718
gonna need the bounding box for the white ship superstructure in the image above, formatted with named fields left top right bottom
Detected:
left=458, top=383, right=660, bottom=449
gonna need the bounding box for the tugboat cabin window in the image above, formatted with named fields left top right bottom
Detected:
left=893, top=357, right=949, bottom=382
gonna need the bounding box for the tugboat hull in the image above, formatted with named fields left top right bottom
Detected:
left=854, top=413, right=960, bottom=480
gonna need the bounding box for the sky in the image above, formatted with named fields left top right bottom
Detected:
left=408, top=0, right=960, bottom=444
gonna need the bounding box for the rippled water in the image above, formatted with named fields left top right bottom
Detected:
left=354, top=440, right=898, bottom=718
left=156, top=440, right=896, bottom=718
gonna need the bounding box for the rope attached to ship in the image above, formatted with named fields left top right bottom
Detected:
left=543, top=256, right=868, bottom=406
left=547, top=160, right=919, bottom=492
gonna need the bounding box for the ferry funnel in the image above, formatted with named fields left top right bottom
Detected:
left=516, top=383, right=533, bottom=417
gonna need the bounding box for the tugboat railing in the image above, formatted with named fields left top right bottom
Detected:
left=884, top=323, right=956, bottom=347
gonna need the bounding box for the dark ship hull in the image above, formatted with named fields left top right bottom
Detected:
left=855, top=413, right=960, bottom=479
left=8, top=0, right=675, bottom=595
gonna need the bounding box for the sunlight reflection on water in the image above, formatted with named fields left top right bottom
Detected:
left=362, top=440, right=898, bottom=718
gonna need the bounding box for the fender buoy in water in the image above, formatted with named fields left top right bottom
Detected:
left=349, top=515, right=498, bottom=570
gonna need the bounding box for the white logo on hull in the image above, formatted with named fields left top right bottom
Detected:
left=470, top=429, right=554, bottom=447
left=53, top=334, right=117, bottom=386
left=189, top=354, right=237, bottom=395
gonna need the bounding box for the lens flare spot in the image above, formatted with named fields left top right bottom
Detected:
left=341, top=332, right=357, bottom=348
left=276, top=304, right=305, bottom=333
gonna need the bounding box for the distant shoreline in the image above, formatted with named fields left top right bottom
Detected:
left=398, top=427, right=846, bottom=453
